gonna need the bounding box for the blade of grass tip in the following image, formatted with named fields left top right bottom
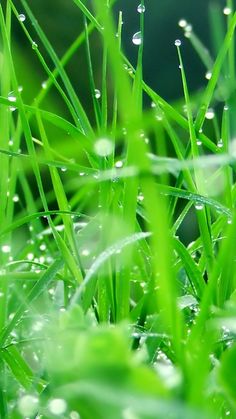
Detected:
left=195, top=11, right=236, bottom=131
left=176, top=40, right=214, bottom=272
left=173, top=237, right=205, bottom=298
left=19, top=0, right=94, bottom=137
left=84, top=16, right=102, bottom=131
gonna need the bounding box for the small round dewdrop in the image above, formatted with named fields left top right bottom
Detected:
left=1, top=245, right=11, bottom=254
left=94, top=89, right=101, bottom=99
left=8, top=92, right=16, bottom=102
left=223, top=7, right=232, bottom=15
left=32, top=41, right=38, bottom=50
left=132, top=31, right=142, bottom=45
left=18, top=14, right=26, bottom=22
left=137, top=4, right=145, bottom=13
left=18, top=395, right=39, bottom=417
left=115, top=160, right=123, bottom=168
left=94, top=138, right=113, bottom=157
left=178, top=19, right=187, bottom=28
left=174, top=39, right=182, bottom=47
left=205, top=108, right=215, bottom=120
left=195, top=202, right=204, bottom=211
left=48, top=398, right=67, bottom=415
left=205, top=71, right=212, bottom=80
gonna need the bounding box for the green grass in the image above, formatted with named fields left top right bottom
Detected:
left=0, top=0, right=236, bottom=417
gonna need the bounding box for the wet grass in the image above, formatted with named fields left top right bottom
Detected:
left=0, top=0, right=236, bottom=417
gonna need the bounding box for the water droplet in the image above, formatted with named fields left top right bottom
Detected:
left=32, top=41, right=38, bottom=50
left=196, top=139, right=202, bottom=146
left=39, top=243, right=46, bottom=251
left=61, top=167, right=67, bottom=172
left=13, top=194, right=19, bottom=202
left=205, top=71, right=212, bottom=80
left=174, top=39, right=182, bottom=47
left=138, top=193, right=144, bottom=202
left=94, top=138, right=113, bottom=157
left=8, top=92, right=16, bottom=102
left=115, top=160, right=123, bottom=168
left=195, top=202, right=204, bottom=211
left=217, top=138, right=224, bottom=148
left=1, top=245, right=11, bottom=254
left=184, top=24, right=193, bottom=38
left=18, top=14, right=26, bottom=22
left=94, top=89, right=101, bottom=99
left=81, top=249, right=90, bottom=257
left=18, top=395, right=39, bottom=416
left=132, top=31, right=142, bottom=45
left=137, top=4, right=145, bottom=13
left=18, top=85, right=23, bottom=92
left=178, top=19, right=187, bottom=28
left=205, top=108, right=215, bottom=120
left=27, top=253, right=34, bottom=261
left=223, top=7, right=232, bottom=15
left=48, top=398, right=67, bottom=415
left=224, top=104, right=229, bottom=111
left=41, top=81, right=47, bottom=89
left=8, top=139, right=13, bottom=147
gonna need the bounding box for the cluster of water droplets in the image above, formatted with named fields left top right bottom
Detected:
left=131, top=4, right=145, bottom=46
left=17, top=394, right=80, bottom=417
left=178, top=19, right=193, bottom=39
left=8, top=91, right=17, bottom=112
left=94, top=88, right=101, bottom=99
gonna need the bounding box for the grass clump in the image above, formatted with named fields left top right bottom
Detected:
left=0, top=0, right=236, bottom=418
